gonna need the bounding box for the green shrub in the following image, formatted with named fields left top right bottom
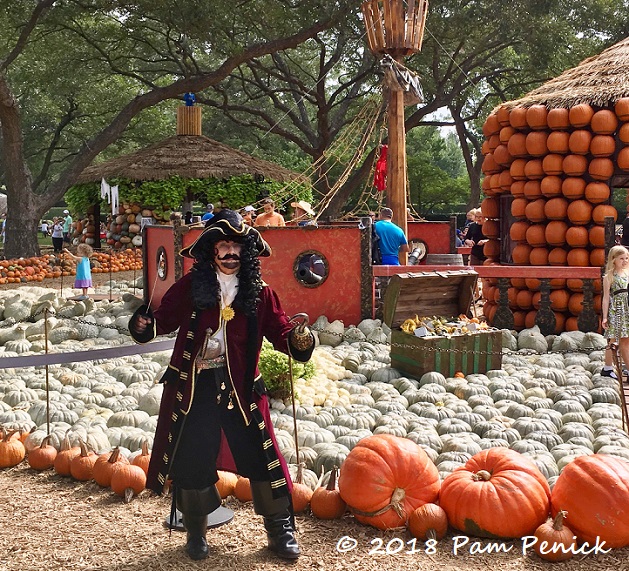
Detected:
left=258, top=340, right=315, bottom=398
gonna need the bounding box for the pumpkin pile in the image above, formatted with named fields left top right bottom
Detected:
left=0, top=249, right=142, bottom=284
left=479, top=101, right=628, bottom=331
left=104, top=202, right=173, bottom=249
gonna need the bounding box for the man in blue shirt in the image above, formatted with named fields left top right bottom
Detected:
left=374, top=207, right=409, bottom=265
left=201, top=203, right=214, bottom=222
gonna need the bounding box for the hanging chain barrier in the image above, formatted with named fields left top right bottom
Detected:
left=311, top=327, right=608, bottom=360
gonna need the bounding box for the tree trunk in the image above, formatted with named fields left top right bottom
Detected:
left=4, top=192, right=41, bottom=259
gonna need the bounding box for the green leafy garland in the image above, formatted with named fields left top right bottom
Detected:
left=65, top=175, right=312, bottom=215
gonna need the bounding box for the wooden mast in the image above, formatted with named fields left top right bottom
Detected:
left=361, top=0, right=428, bottom=263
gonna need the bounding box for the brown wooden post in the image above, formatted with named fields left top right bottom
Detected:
left=361, top=0, right=428, bottom=266
left=388, top=87, right=408, bottom=263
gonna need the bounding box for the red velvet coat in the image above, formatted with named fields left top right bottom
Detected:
left=133, top=272, right=306, bottom=494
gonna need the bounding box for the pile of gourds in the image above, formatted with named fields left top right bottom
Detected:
left=480, top=101, right=628, bottom=330
left=104, top=203, right=172, bottom=249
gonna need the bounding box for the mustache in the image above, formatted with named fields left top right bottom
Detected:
left=217, top=254, right=240, bottom=261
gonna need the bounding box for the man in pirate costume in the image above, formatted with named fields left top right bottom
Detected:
left=129, top=209, right=314, bottom=561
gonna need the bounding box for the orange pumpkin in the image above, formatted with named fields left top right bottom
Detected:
left=511, top=198, right=529, bottom=219
left=567, top=248, right=590, bottom=267
left=510, top=220, right=530, bottom=242
left=590, top=248, right=606, bottom=267
left=591, top=109, right=618, bottom=134
left=69, top=440, right=98, bottom=481
left=523, top=180, right=542, bottom=200
left=540, top=175, right=562, bottom=197
left=493, top=144, right=513, bottom=167
left=568, top=103, right=594, bottom=127
left=525, top=198, right=547, bottom=223
left=523, top=159, right=544, bottom=180
left=483, top=113, right=501, bottom=137
left=408, top=503, right=449, bottom=541
left=509, top=106, right=528, bottom=130
left=53, top=436, right=81, bottom=477
left=541, top=154, right=563, bottom=176
left=499, top=125, right=516, bottom=144
left=589, top=225, right=606, bottom=247
left=544, top=197, right=568, bottom=220
left=480, top=197, right=499, bottom=219
left=110, top=463, right=147, bottom=498
left=507, top=133, right=528, bottom=157
left=525, top=131, right=548, bottom=157
left=338, top=434, right=440, bottom=530
left=566, top=226, right=590, bottom=247
left=510, top=158, right=527, bottom=180
left=551, top=455, right=629, bottom=548
left=526, top=104, right=548, bottom=130
left=545, top=221, right=568, bottom=246
left=440, top=448, right=551, bottom=539
left=547, top=131, right=570, bottom=154
left=481, top=153, right=499, bottom=175
left=533, top=511, right=577, bottom=562
left=585, top=181, right=611, bottom=204
left=93, top=447, right=130, bottom=487
left=562, top=154, right=587, bottom=176
left=568, top=130, right=592, bottom=155
left=216, top=470, right=238, bottom=499
left=615, top=98, right=629, bottom=121
left=590, top=134, right=616, bottom=157
left=549, top=289, right=570, bottom=312
left=0, top=428, right=26, bottom=468
left=529, top=247, right=549, bottom=266
left=234, top=476, right=253, bottom=502
left=561, top=177, right=586, bottom=200
left=589, top=157, right=614, bottom=181
left=27, top=436, right=57, bottom=471
left=568, top=292, right=585, bottom=314
left=310, top=467, right=346, bottom=520
left=496, top=106, right=511, bottom=126
left=592, top=204, right=617, bottom=225
left=547, top=108, right=570, bottom=130
left=548, top=247, right=568, bottom=266
left=619, top=123, right=629, bottom=143
left=525, top=224, right=547, bottom=247
left=512, top=243, right=532, bottom=265
left=131, top=440, right=151, bottom=476
left=567, top=200, right=593, bottom=225
left=618, top=147, right=629, bottom=171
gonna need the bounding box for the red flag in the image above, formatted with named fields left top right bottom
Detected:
left=373, top=144, right=388, bottom=191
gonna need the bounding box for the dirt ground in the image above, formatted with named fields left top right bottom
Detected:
left=2, top=462, right=628, bottom=571
left=2, top=276, right=629, bottom=570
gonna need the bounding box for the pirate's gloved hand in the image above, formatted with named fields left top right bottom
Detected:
left=129, top=304, right=155, bottom=344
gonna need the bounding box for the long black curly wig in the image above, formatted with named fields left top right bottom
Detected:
left=189, top=233, right=263, bottom=316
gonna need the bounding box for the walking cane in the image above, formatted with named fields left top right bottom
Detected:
left=287, top=313, right=311, bottom=474
left=609, top=341, right=629, bottom=432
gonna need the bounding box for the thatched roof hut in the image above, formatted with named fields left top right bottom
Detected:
left=500, top=36, right=629, bottom=110
left=76, top=134, right=305, bottom=184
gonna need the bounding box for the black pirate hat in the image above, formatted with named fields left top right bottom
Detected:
left=180, top=208, right=271, bottom=259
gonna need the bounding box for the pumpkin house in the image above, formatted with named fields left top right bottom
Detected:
left=479, top=36, right=629, bottom=332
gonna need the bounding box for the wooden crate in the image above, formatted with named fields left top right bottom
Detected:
left=383, top=270, right=502, bottom=378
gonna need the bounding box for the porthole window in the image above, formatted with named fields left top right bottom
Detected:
left=293, top=250, right=328, bottom=288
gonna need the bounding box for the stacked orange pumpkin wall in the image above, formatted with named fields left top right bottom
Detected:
left=480, top=99, right=628, bottom=331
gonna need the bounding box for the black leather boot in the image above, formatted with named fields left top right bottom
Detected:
left=250, top=481, right=300, bottom=560
left=176, top=486, right=222, bottom=560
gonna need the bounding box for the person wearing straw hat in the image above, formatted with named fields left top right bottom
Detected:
left=290, top=200, right=316, bottom=227
left=129, top=209, right=313, bottom=561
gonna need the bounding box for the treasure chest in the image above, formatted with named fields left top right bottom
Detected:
left=383, top=270, right=502, bottom=379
